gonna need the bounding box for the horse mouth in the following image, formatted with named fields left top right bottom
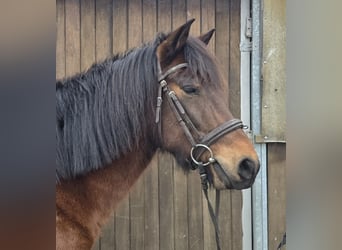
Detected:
left=211, top=161, right=256, bottom=190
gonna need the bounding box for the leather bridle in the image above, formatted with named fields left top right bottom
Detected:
left=156, top=63, right=244, bottom=172
left=156, top=62, right=245, bottom=250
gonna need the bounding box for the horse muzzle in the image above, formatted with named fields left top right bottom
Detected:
left=210, top=157, right=260, bottom=190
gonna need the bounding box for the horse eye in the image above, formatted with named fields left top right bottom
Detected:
left=182, top=86, right=199, bottom=95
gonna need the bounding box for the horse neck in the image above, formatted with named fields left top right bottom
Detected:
left=56, top=147, right=156, bottom=241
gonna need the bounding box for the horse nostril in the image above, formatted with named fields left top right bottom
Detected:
left=238, top=158, right=256, bottom=180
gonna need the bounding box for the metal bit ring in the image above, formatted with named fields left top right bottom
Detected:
left=190, top=144, right=216, bottom=166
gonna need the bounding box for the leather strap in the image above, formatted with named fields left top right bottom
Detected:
left=158, top=63, right=188, bottom=82
left=200, top=119, right=243, bottom=146
left=164, top=88, right=197, bottom=146
left=199, top=163, right=222, bottom=250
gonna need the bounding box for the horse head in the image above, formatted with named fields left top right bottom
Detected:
left=156, top=19, right=260, bottom=190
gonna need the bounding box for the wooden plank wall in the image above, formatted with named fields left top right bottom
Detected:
left=267, top=144, right=286, bottom=250
left=262, top=0, right=287, bottom=248
left=56, top=0, right=242, bottom=249
left=262, top=0, right=286, bottom=143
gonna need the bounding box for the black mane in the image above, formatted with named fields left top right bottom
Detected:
left=56, top=34, right=221, bottom=181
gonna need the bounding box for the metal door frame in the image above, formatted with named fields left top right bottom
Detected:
left=241, top=0, right=269, bottom=249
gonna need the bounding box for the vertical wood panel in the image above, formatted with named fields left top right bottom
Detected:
left=157, top=0, right=172, bottom=33
left=128, top=0, right=142, bottom=48
left=187, top=0, right=201, bottom=35
left=143, top=155, right=160, bottom=250
left=268, top=144, right=286, bottom=250
left=230, top=190, right=242, bottom=250
left=65, top=0, right=80, bottom=76
left=201, top=0, right=216, bottom=53
left=261, top=0, right=286, bottom=142
left=113, top=0, right=128, bottom=54
left=142, top=2, right=159, bottom=250
left=95, top=0, right=112, bottom=61
left=112, top=1, right=130, bottom=250
left=115, top=201, right=130, bottom=250
left=56, top=0, right=65, bottom=79
left=99, top=216, right=115, bottom=250
left=80, top=0, right=96, bottom=71
left=215, top=0, right=230, bottom=93
left=228, top=0, right=241, bottom=118
left=158, top=153, right=174, bottom=250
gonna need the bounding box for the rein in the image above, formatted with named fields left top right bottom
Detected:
left=156, top=63, right=244, bottom=250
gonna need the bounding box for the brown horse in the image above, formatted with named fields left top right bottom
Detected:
left=56, top=19, right=259, bottom=250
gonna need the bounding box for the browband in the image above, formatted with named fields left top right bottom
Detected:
left=158, top=63, right=188, bottom=82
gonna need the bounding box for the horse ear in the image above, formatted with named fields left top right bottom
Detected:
left=157, top=19, right=195, bottom=64
left=198, top=29, right=215, bottom=45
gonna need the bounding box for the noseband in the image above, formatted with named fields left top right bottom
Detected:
left=155, top=62, right=244, bottom=250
